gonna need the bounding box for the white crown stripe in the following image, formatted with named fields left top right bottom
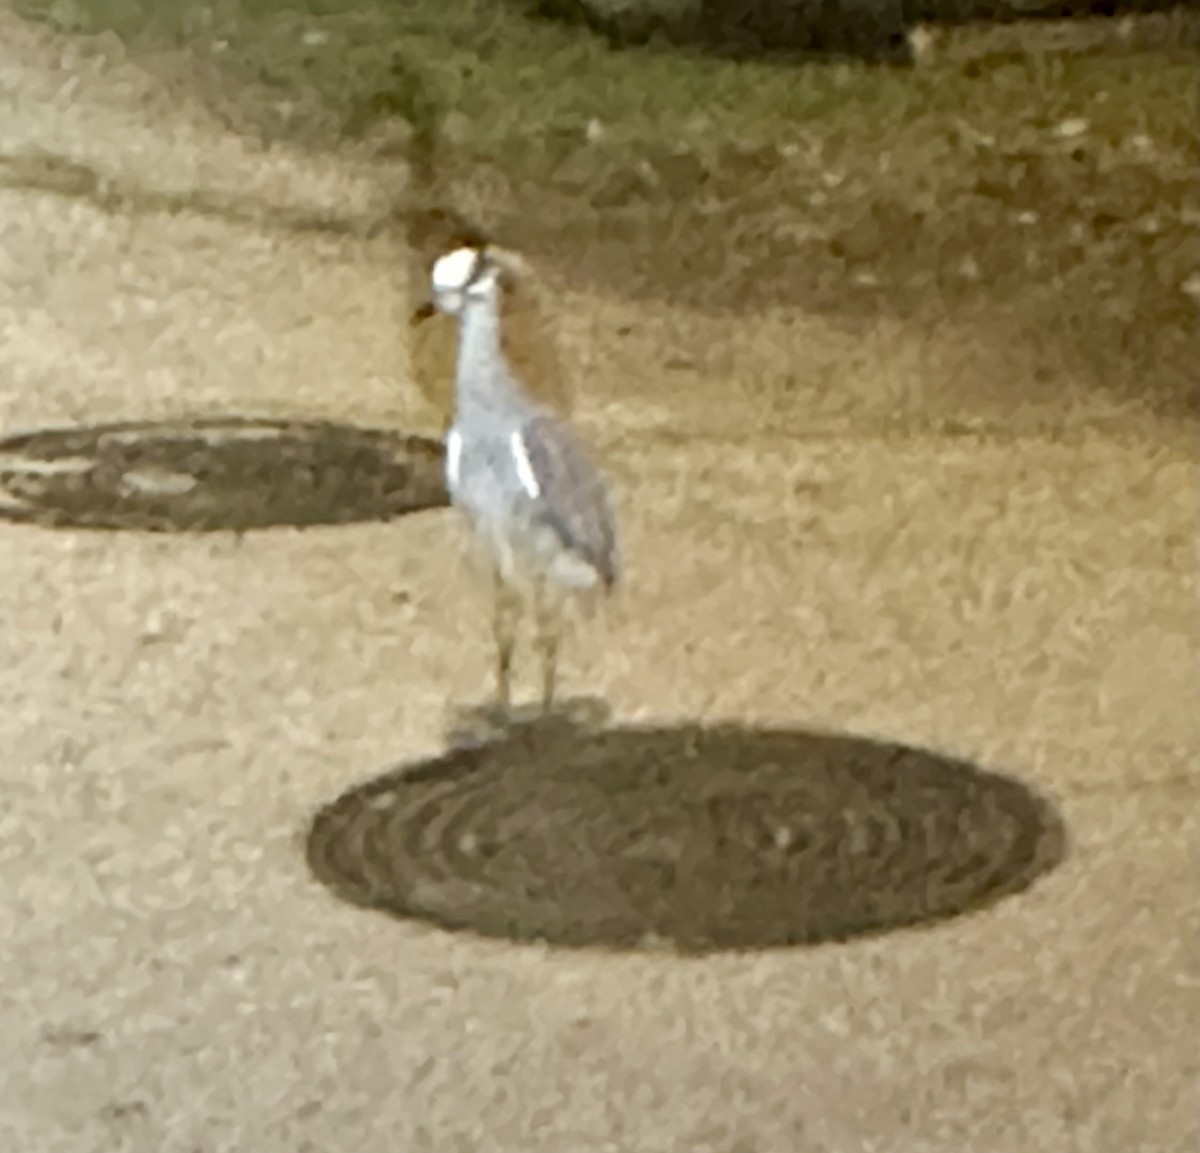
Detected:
left=431, top=247, right=480, bottom=293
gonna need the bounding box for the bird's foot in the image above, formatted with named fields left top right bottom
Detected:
left=444, top=699, right=517, bottom=749
left=445, top=694, right=614, bottom=750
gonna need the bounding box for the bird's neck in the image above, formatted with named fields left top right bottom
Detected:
left=453, top=288, right=526, bottom=419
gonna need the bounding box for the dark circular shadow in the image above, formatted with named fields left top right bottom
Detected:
left=0, top=417, right=448, bottom=532
left=306, top=713, right=1066, bottom=954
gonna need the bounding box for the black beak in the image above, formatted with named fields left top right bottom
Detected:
left=409, top=300, right=437, bottom=327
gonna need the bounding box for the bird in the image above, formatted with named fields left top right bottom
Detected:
left=404, top=208, right=571, bottom=433
left=423, top=242, right=619, bottom=714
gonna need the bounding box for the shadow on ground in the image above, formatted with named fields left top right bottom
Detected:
left=409, top=123, right=1198, bottom=418
left=470, top=136, right=1198, bottom=343
left=0, top=417, right=448, bottom=532
left=307, top=705, right=1066, bottom=953
left=522, top=0, right=1196, bottom=69
left=521, top=0, right=915, bottom=65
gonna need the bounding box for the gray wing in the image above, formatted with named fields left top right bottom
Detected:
left=518, top=414, right=619, bottom=589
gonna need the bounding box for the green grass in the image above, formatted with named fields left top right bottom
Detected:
left=13, top=0, right=1198, bottom=416
left=19, top=0, right=1198, bottom=169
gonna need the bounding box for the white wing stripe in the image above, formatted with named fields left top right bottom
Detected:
left=445, top=428, right=462, bottom=489
left=510, top=430, right=541, bottom=499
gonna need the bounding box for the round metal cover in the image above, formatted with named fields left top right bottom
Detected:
left=307, top=715, right=1066, bottom=954
left=0, top=418, right=448, bottom=532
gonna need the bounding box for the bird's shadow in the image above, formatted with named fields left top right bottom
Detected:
left=444, top=694, right=613, bottom=752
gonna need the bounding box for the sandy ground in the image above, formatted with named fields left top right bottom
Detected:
left=1, top=8, right=1197, bottom=1152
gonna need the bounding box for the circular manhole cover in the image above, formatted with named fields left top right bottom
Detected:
left=0, top=418, right=448, bottom=531
left=307, top=718, right=1065, bottom=953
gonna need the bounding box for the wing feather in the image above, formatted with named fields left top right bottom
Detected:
left=518, top=415, right=618, bottom=588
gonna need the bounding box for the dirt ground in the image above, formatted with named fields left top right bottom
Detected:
left=1, top=5, right=1197, bottom=1152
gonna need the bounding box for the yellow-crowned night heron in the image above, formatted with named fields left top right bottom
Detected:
left=429, top=244, right=619, bottom=711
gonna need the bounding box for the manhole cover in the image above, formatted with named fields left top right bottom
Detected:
left=0, top=418, right=448, bottom=531
left=307, top=718, right=1065, bottom=953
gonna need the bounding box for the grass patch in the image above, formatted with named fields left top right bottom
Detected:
left=12, top=0, right=1198, bottom=414
left=19, top=0, right=1198, bottom=161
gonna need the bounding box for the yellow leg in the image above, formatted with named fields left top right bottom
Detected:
left=533, top=583, right=561, bottom=711
left=492, top=568, right=520, bottom=710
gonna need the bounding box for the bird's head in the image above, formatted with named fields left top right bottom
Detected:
left=427, top=244, right=500, bottom=318
left=410, top=239, right=572, bottom=418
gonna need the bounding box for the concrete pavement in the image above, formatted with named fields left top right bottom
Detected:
left=1, top=9, right=1195, bottom=1151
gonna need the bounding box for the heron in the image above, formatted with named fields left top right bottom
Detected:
left=424, top=243, right=619, bottom=712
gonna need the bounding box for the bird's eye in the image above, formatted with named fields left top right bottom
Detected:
left=464, top=250, right=491, bottom=289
